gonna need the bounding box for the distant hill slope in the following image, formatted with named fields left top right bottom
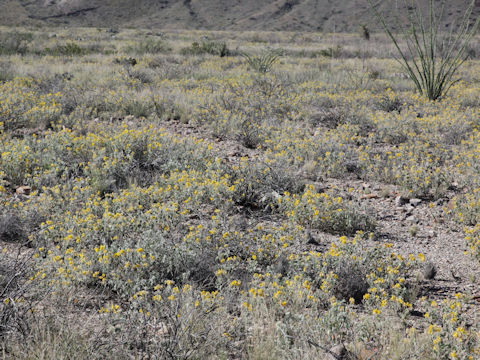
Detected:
left=0, top=0, right=478, bottom=32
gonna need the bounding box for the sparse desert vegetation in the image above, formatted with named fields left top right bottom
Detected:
left=1, top=25, right=480, bottom=359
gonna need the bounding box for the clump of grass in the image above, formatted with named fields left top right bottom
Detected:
left=242, top=49, right=281, bottom=74
left=332, top=260, right=369, bottom=303
left=310, top=107, right=345, bottom=129
left=0, top=212, right=25, bottom=243
left=368, top=0, right=480, bottom=100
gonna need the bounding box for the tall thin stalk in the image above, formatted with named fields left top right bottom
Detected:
left=368, top=0, right=480, bottom=100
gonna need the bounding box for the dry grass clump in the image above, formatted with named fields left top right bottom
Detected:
left=0, top=212, right=24, bottom=243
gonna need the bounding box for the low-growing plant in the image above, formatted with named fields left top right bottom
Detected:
left=0, top=32, right=32, bottom=55
left=237, top=120, right=264, bottom=149
left=123, top=98, right=153, bottom=118
left=125, top=38, right=171, bottom=54
left=242, top=49, right=281, bottom=74
left=0, top=212, right=25, bottom=243
left=279, top=186, right=376, bottom=235
left=331, top=260, right=369, bottom=303
left=376, top=94, right=404, bottom=113
left=1, top=248, right=35, bottom=349
left=114, top=57, right=137, bottom=67
left=228, top=158, right=303, bottom=210
left=3, top=26, right=480, bottom=360
left=0, top=78, right=62, bottom=131
left=181, top=41, right=229, bottom=57
left=44, top=42, right=88, bottom=56
left=0, top=62, right=13, bottom=82
left=109, top=283, right=228, bottom=359
left=319, top=45, right=342, bottom=58
left=309, top=107, right=345, bottom=129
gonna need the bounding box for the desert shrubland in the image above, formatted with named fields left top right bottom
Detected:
left=1, top=26, right=480, bottom=359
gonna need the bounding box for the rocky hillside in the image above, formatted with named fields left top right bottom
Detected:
left=1, top=0, right=478, bottom=32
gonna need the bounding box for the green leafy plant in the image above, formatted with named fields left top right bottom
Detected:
left=242, top=49, right=281, bottom=74
left=368, top=0, right=480, bottom=100
left=181, top=41, right=229, bottom=57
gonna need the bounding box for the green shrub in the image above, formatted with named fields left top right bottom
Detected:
left=44, top=42, right=88, bottom=56
left=319, top=45, right=342, bottom=58
left=181, top=41, right=229, bottom=57
left=125, top=39, right=171, bottom=54
left=0, top=32, right=33, bottom=55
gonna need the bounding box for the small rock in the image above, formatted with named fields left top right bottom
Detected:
left=427, top=230, right=437, bottom=238
left=259, top=191, right=281, bottom=206
left=395, top=196, right=408, bottom=207
left=406, top=215, right=418, bottom=223
left=423, top=262, right=437, bottom=280
left=227, top=151, right=241, bottom=157
left=156, top=322, right=169, bottom=337
left=306, top=231, right=320, bottom=246
left=409, top=198, right=422, bottom=206
left=16, top=186, right=31, bottom=195
left=405, top=204, right=414, bottom=215
left=451, top=269, right=462, bottom=282
left=358, top=348, right=378, bottom=360
left=447, top=198, right=456, bottom=211
left=361, top=193, right=378, bottom=199
left=449, top=181, right=459, bottom=190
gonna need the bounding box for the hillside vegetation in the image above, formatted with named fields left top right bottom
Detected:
left=1, top=0, right=479, bottom=32
left=2, top=26, right=480, bottom=359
